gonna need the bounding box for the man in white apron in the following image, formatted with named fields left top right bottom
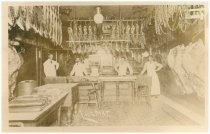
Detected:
left=70, top=58, right=88, bottom=76
left=140, top=55, right=163, bottom=96
left=115, top=57, right=133, bottom=76
left=43, top=53, right=59, bottom=77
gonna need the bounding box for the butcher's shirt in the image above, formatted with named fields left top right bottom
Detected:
left=43, top=59, right=59, bottom=77
left=70, top=62, right=88, bottom=76
left=115, top=62, right=133, bottom=76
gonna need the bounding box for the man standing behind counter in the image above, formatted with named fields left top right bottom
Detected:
left=114, top=57, right=133, bottom=76
left=43, top=53, right=59, bottom=77
left=70, top=57, right=88, bottom=76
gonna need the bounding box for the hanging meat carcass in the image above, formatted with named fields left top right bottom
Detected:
left=16, top=6, right=25, bottom=30
left=8, top=6, right=15, bottom=26
left=135, top=22, right=139, bottom=35
left=139, top=24, right=146, bottom=49
left=53, top=7, right=57, bottom=44
left=110, top=43, right=116, bottom=56
left=43, top=6, right=50, bottom=37
left=68, top=26, right=74, bottom=41
left=93, top=25, right=97, bottom=40
left=83, top=24, right=88, bottom=40
left=73, top=22, right=78, bottom=40
left=115, top=42, right=119, bottom=52
left=125, top=23, right=131, bottom=39
left=116, top=24, right=120, bottom=39
left=77, top=44, right=82, bottom=54
left=131, top=23, right=135, bottom=38
left=48, top=6, right=53, bottom=39
left=58, top=19, right=63, bottom=46
left=111, top=24, right=116, bottom=39
left=126, top=42, right=130, bottom=52
left=167, top=39, right=207, bottom=97
left=121, top=22, right=125, bottom=39
left=87, top=43, right=92, bottom=54
left=80, top=43, right=84, bottom=54
left=9, top=44, right=23, bottom=98
left=78, top=25, right=83, bottom=41
left=72, top=43, right=76, bottom=54
left=85, top=43, right=89, bottom=53
left=44, top=6, right=50, bottom=38
left=122, top=42, right=127, bottom=53
left=88, top=25, right=93, bottom=40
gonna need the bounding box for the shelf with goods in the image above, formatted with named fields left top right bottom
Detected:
left=66, top=20, right=146, bottom=53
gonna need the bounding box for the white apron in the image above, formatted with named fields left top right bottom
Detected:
left=146, top=62, right=160, bottom=95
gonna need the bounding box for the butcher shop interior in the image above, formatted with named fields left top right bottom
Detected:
left=8, top=4, right=208, bottom=127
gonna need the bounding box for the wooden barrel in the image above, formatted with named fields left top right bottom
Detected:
left=17, top=80, right=37, bottom=96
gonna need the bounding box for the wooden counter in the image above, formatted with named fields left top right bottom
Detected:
left=67, top=76, right=138, bottom=102
left=9, top=83, right=79, bottom=127
left=99, top=76, right=137, bottom=102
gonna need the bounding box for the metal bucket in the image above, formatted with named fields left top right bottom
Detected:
left=17, top=80, right=37, bottom=96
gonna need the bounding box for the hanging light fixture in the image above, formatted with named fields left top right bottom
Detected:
left=94, top=7, right=104, bottom=24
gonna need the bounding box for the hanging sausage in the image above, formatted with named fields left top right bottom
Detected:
left=16, top=6, right=25, bottom=30
left=81, top=43, right=84, bottom=54
left=25, top=6, right=31, bottom=31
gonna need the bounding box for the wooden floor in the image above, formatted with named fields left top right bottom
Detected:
left=53, top=68, right=205, bottom=127
left=58, top=97, right=198, bottom=126
left=158, top=67, right=205, bottom=117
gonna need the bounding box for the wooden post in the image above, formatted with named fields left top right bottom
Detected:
left=57, top=105, right=61, bottom=126
left=39, top=48, right=42, bottom=85
left=74, top=6, right=76, bottom=21
left=55, top=50, right=58, bottom=61
left=149, top=47, right=152, bottom=55
left=35, top=47, right=39, bottom=85
left=119, top=6, right=121, bottom=38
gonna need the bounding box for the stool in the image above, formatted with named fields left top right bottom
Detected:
left=137, top=85, right=151, bottom=105
left=135, top=76, right=152, bottom=105
left=77, top=79, right=100, bottom=108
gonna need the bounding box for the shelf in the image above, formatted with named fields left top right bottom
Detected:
left=129, top=48, right=144, bottom=50
left=66, top=40, right=131, bottom=43
left=68, top=19, right=139, bottom=22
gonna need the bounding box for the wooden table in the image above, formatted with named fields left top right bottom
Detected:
left=99, top=76, right=137, bottom=102
left=37, top=83, right=79, bottom=125
left=9, top=83, right=79, bottom=127
left=67, top=76, right=137, bottom=102
left=9, top=93, right=67, bottom=127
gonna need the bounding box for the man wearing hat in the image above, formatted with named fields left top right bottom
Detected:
left=70, top=57, right=88, bottom=76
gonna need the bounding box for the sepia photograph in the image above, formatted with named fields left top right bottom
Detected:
left=2, top=1, right=208, bottom=132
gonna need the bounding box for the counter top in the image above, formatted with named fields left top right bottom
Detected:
left=99, top=76, right=137, bottom=81
left=9, top=92, right=67, bottom=121
left=9, top=83, right=79, bottom=121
